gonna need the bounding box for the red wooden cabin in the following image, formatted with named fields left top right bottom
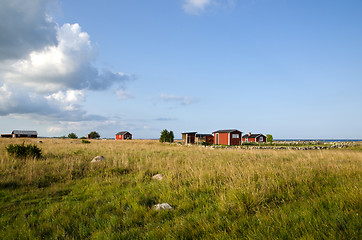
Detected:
left=116, top=131, right=132, bottom=140
left=242, top=133, right=266, bottom=143
left=213, top=129, right=242, bottom=146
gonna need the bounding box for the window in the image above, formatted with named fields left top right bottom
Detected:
left=232, top=134, right=239, bottom=138
left=259, top=137, right=263, bottom=141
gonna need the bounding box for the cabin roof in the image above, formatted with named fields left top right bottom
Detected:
left=12, top=130, right=38, bottom=135
left=242, top=134, right=265, bottom=138
left=116, top=131, right=131, bottom=135
left=212, top=129, right=241, bottom=133
left=196, top=134, right=213, bottom=137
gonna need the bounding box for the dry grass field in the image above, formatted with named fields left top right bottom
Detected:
left=0, top=138, right=361, bottom=239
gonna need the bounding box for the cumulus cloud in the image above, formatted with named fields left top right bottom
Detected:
left=0, top=83, right=104, bottom=121
left=2, top=23, right=131, bottom=93
left=182, top=0, right=236, bottom=15
left=183, top=0, right=212, bottom=14
left=160, top=93, right=196, bottom=105
left=0, top=0, right=132, bottom=122
left=116, top=89, right=134, bottom=100
left=0, top=0, right=57, bottom=61
left=155, top=117, right=177, bottom=121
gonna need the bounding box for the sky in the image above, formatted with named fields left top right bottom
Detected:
left=0, top=0, right=361, bottom=139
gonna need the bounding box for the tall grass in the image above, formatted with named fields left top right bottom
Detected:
left=0, top=138, right=361, bottom=239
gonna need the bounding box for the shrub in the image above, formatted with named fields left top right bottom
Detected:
left=202, top=142, right=212, bottom=146
left=82, top=139, right=90, bottom=144
left=267, top=134, right=273, bottom=143
left=68, top=133, right=78, bottom=139
left=88, top=131, right=100, bottom=139
left=6, top=143, right=42, bottom=159
left=159, top=129, right=174, bottom=143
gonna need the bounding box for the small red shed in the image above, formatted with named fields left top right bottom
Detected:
left=242, top=133, right=266, bottom=143
left=213, top=129, right=242, bottom=146
left=116, top=131, right=132, bottom=140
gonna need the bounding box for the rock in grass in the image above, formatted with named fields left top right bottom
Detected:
left=153, top=203, right=173, bottom=211
left=152, top=174, right=165, bottom=181
left=91, top=155, right=105, bottom=163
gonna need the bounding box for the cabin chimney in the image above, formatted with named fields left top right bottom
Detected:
left=248, top=132, right=251, bottom=136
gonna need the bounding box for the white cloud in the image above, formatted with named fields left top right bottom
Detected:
left=0, top=0, right=57, bottom=61
left=160, top=93, right=196, bottom=105
left=183, top=0, right=212, bottom=14
left=182, top=0, right=236, bottom=15
left=116, top=89, right=134, bottom=100
left=0, top=82, right=107, bottom=122
left=0, top=0, right=133, bottom=122
left=45, top=90, right=85, bottom=111
left=2, top=23, right=131, bottom=93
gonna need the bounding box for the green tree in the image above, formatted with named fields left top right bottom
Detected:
left=267, top=134, right=273, bottom=143
left=159, top=129, right=174, bottom=143
left=88, top=131, right=100, bottom=139
left=169, top=131, right=174, bottom=143
left=159, top=129, right=169, bottom=143
left=68, top=132, right=78, bottom=139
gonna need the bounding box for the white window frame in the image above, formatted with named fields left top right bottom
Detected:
left=259, top=136, right=263, bottom=141
left=232, top=134, right=239, bottom=138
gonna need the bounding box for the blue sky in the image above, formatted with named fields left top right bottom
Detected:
left=0, top=0, right=361, bottom=139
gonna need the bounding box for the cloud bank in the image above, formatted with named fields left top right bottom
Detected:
left=182, top=0, right=235, bottom=15
left=0, top=0, right=131, bottom=121
left=160, top=93, right=196, bottom=105
left=183, top=0, right=212, bottom=14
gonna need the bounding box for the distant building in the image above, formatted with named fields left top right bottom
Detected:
left=12, top=130, right=38, bottom=138
left=0, top=134, right=12, bottom=138
left=115, top=131, right=132, bottom=140
left=182, top=132, right=197, bottom=144
left=242, top=133, right=266, bottom=143
left=213, top=129, right=242, bottom=146
left=195, top=134, right=214, bottom=144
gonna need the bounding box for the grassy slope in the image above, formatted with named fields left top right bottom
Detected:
left=0, top=139, right=361, bottom=239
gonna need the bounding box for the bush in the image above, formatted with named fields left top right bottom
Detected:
left=159, top=129, right=174, bottom=143
left=202, top=142, right=212, bottom=146
left=82, top=139, right=90, bottom=144
left=88, top=131, right=100, bottom=139
left=242, top=142, right=259, bottom=146
left=6, top=143, right=42, bottom=159
left=68, top=133, right=78, bottom=139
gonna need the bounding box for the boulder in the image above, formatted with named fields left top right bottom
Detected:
left=153, top=203, right=173, bottom=211
left=91, top=155, right=105, bottom=163
left=152, top=174, right=165, bottom=181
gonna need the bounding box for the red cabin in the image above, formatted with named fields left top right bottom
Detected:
left=242, top=133, right=266, bottom=143
left=116, top=131, right=132, bottom=140
left=213, top=129, right=242, bottom=146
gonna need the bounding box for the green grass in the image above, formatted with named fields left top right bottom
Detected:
left=0, top=139, right=361, bottom=239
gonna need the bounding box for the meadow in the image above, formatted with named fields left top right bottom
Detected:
left=0, top=138, right=361, bottom=239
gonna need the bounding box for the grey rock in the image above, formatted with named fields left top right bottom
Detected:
left=152, top=174, right=165, bottom=181
left=153, top=203, right=173, bottom=211
left=91, top=155, right=105, bottom=163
